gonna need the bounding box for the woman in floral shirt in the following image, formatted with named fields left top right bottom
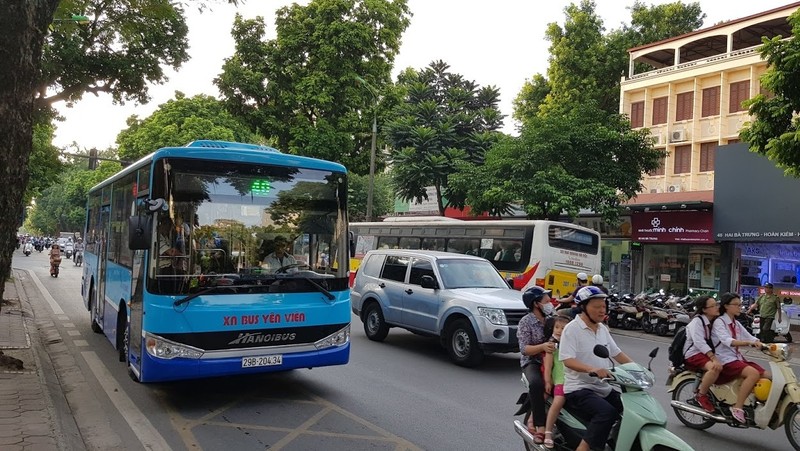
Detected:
left=517, top=286, right=557, bottom=444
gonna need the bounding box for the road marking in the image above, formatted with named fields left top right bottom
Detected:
left=82, top=351, right=172, bottom=451
left=67, top=330, right=81, bottom=336
left=74, top=340, right=89, bottom=347
left=27, top=269, right=64, bottom=315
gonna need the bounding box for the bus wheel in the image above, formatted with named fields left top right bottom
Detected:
left=89, top=290, right=102, bottom=334
left=363, top=303, right=389, bottom=342
left=445, top=318, right=484, bottom=367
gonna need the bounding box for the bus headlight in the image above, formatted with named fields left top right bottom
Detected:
left=478, top=307, right=508, bottom=326
left=314, top=325, right=350, bottom=350
left=145, top=333, right=204, bottom=359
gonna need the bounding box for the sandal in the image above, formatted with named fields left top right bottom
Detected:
left=544, top=431, right=554, bottom=449
left=731, top=407, right=746, bottom=424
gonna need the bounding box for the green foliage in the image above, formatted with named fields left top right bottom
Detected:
left=27, top=160, right=121, bottom=235
left=26, top=116, right=63, bottom=204
left=451, top=102, right=664, bottom=221
left=116, top=92, right=256, bottom=161
left=514, top=1, right=704, bottom=121
left=347, top=173, right=393, bottom=221
left=215, top=0, right=411, bottom=174
left=740, top=10, right=800, bottom=177
left=385, top=61, right=504, bottom=215
left=39, top=0, right=189, bottom=111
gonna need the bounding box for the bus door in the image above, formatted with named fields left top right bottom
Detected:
left=96, top=204, right=111, bottom=325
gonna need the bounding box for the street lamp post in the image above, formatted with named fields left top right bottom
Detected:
left=355, top=75, right=379, bottom=222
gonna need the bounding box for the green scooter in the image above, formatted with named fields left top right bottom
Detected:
left=514, top=346, right=694, bottom=451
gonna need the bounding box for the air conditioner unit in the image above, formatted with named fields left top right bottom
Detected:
left=648, top=133, right=663, bottom=145
left=650, top=188, right=658, bottom=194
left=668, top=184, right=681, bottom=193
left=670, top=129, right=688, bottom=142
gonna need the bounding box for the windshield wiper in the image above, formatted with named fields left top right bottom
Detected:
left=302, top=277, right=335, bottom=301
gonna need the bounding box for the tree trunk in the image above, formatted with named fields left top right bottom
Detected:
left=0, top=0, right=59, bottom=306
left=434, top=183, right=445, bottom=216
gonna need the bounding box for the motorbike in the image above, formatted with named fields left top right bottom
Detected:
left=74, top=250, right=83, bottom=267
left=514, top=346, right=693, bottom=451
left=752, top=302, right=793, bottom=343
left=22, top=243, right=33, bottom=256
left=64, top=244, right=73, bottom=260
left=50, top=255, right=61, bottom=278
left=669, top=343, right=800, bottom=450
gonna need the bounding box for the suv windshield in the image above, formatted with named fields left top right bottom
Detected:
left=436, top=259, right=508, bottom=289
left=148, top=158, right=348, bottom=295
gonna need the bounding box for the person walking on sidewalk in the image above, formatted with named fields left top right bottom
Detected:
left=748, top=282, right=782, bottom=343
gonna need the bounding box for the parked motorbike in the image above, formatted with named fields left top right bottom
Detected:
left=752, top=307, right=793, bottom=343
left=514, top=346, right=692, bottom=451
left=664, top=310, right=690, bottom=336
left=74, top=250, right=83, bottom=267
left=669, top=343, right=800, bottom=450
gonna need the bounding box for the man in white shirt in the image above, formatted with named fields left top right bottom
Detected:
left=560, top=286, right=633, bottom=451
left=262, top=236, right=297, bottom=272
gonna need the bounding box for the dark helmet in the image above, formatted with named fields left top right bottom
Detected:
left=575, top=286, right=607, bottom=306
left=523, top=286, right=552, bottom=310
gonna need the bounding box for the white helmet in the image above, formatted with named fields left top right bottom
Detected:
left=577, top=272, right=588, bottom=282
left=592, top=275, right=604, bottom=285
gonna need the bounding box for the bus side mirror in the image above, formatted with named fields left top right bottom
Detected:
left=128, top=216, right=152, bottom=250
left=349, top=231, right=356, bottom=258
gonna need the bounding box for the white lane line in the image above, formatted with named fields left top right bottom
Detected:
left=27, top=269, right=65, bottom=315
left=81, top=352, right=172, bottom=451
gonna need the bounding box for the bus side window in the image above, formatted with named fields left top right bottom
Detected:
left=446, top=238, right=480, bottom=256
left=377, top=236, right=398, bottom=249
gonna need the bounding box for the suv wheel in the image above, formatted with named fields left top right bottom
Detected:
left=445, top=318, right=483, bottom=367
left=363, top=303, right=389, bottom=341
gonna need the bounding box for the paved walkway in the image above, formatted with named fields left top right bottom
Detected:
left=0, top=270, right=69, bottom=451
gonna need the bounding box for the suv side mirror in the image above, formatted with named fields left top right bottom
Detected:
left=420, top=275, right=438, bottom=289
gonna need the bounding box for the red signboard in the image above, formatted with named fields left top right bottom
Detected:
left=631, top=211, right=713, bottom=244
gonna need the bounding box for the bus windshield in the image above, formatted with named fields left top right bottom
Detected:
left=149, top=158, right=348, bottom=295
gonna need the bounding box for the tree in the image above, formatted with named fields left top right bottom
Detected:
left=117, top=92, right=257, bottom=161
left=740, top=10, right=800, bottom=177
left=385, top=61, right=504, bottom=215
left=215, top=0, right=411, bottom=174
left=347, top=173, right=394, bottom=222
left=450, top=102, right=664, bottom=221
left=27, top=159, right=121, bottom=235
left=513, top=1, right=704, bottom=121
left=0, top=0, right=195, bottom=302
left=27, top=115, right=63, bottom=205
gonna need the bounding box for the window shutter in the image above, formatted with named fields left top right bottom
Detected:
left=630, top=101, right=644, bottom=128
left=673, top=145, right=691, bottom=174
left=652, top=97, right=668, bottom=125
left=701, top=86, right=720, bottom=117
left=700, top=142, right=716, bottom=172
left=676, top=92, right=694, bottom=121
left=729, top=81, right=750, bottom=113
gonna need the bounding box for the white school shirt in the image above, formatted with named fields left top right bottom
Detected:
left=559, top=316, right=621, bottom=397
left=711, top=314, right=757, bottom=365
left=683, top=315, right=715, bottom=359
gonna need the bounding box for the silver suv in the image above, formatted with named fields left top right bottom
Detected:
left=351, top=250, right=527, bottom=366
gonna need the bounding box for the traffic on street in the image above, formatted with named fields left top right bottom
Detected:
left=10, top=248, right=800, bottom=451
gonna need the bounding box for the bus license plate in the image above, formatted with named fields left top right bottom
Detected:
left=242, top=355, right=283, bottom=368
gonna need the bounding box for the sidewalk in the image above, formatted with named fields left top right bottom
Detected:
left=0, top=269, right=68, bottom=451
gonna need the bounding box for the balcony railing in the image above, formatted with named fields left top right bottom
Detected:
left=626, top=45, right=762, bottom=83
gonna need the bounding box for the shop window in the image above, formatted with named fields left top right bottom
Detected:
left=729, top=80, right=750, bottom=113
left=700, top=142, right=716, bottom=172
left=701, top=86, right=720, bottom=117
left=630, top=101, right=644, bottom=128
left=652, top=97, right=668, bottom=125
left=673, top=145, right=691, bottom=174
left=675, top=92, right=694, bottom=121
left=689, top=252, right=719, bottom=291
left=643, top=244, right=690, bottom=294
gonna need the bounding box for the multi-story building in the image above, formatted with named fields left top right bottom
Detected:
left=617, top=3, right=800, bottom=299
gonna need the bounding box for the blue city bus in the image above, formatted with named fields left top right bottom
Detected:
left=81, top=140, right=351, bottom=382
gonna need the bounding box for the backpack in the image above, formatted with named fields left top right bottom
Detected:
left=668, top=326, right=687, bottom=367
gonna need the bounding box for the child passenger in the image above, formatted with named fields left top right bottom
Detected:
left=543, top=314, right=571, bottom=449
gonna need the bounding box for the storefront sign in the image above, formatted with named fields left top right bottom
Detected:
left=631, top=211, right=713, bottom=244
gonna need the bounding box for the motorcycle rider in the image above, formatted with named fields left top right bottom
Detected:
left=557, top=272, right=589, bottom=315
left=73, top=239, right=84, bottom=263
left=517, top=286, right=557, bottom=445
left=560, top=286, right=633, bottom=451
left=682, top=296, right=722, bottom=412
left=22, top=240, right=33, bottom=255
left=590, top=275, right=609, bottom=295
left=49, top=244, right=62, bottom=274
left=712, top=292, right=770, bottom=423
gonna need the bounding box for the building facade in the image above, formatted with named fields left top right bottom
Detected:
left=619, top=2, right=799, bottom=297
